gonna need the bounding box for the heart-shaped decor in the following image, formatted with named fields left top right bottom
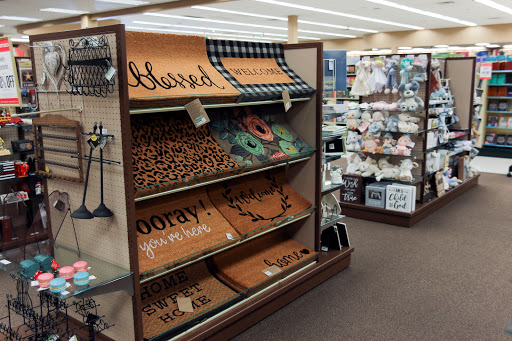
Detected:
left=300, top=249, right=310, bottom=255
left=41, top=43, right=66, bottom=90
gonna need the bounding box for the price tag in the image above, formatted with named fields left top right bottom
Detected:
left=185, top=99, right=210, bottom=128
left=37, top=287, right=48, bottom=291
left=65, top=282, right=71, bottom=288
left=61, top=290, right=70, bottom=296
left=31, top=281, right=39, bottom=287
left=177, top=296, right=194, bottom=312
left=480, top=62, right=492, bottom=80
left=321, top=246, right=329, bottom=252
left=105, top=66, right=117, bottom=81
left=226, top=233, right=234, bottom=240
left=0, top=259, right=11, bottom=265
left=261, top=265, right=281, bottom=277
left=90, top=275, right=97, bottom=280
left=282, top=89, right=292, bottom=112
left=69, top=336, right=78, bottom=341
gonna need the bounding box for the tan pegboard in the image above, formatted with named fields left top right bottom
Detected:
left=31, top=32, right=134, bottom=340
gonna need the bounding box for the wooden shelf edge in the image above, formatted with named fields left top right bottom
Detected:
left=179, top=247, right=353, bottom=341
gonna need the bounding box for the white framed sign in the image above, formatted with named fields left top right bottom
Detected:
left=0, top=37, right=22, bottom=107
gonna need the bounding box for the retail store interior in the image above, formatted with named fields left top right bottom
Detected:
left=0, top=0, right=511, bottom=340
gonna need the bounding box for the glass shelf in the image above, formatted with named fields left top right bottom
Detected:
left=322, top=134, right=345, bottom=143
left=139, top=206, right=316, bottom=283
left=323, top=154, right=342, bottom=164
left=360, top=150, right=424, bottom=159
left=130, top=97, right=312, bottom=115
left=321, top=214, right=345, bottom=228
left=363, top=175, right=423, bottom=185
left=347, top=128, right=427, bottom=136
left=487, top=97, right=512, bottom=99
left=483, top=144, right=512, bottom=148
left=134, top=149, right=316, bottom=202
left=365, top=109, right=426, bottom=113
left=322, top=183, right=343, bottom=195
left=485, top=126, right=512, bottom=129
left=491, top=70, right=512, bottom=73
left=487, top=111, right=512, bottom=114
left=0, top=243, right=132, bottom=300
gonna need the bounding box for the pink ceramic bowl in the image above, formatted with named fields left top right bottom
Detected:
left=59, top=266, right=75, bottom=280
left=73, top=260, right=88, bottom=273
left=38, top=273, right=54, bottom=288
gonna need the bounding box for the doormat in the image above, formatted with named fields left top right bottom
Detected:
left=208, top=106, right=314, bottom=166
left=140, top=261, right=241, bottom=340
left=206, top=39, right=316, bottom=102
left=126, top=31, right=240, bottom=109
left=207, top=230, right=316, bottom=294
left=132, top=111, right=240, bottom=199
left=136, top=187, right=239, bottom=277
left=207, top=170, right=312, bottom=235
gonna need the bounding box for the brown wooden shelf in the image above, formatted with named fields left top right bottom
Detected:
left=340, top=174, right=480, bottom=227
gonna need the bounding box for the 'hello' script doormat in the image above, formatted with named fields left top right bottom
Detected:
left=126, top=31, right=240, bottom=108
left=207, top=171, right=312, bottom=236
left=140, top=261, right=240, bottom=340
left=131, top=111, right=240, bottom=199
left=136, top=187, right=239, bottom=276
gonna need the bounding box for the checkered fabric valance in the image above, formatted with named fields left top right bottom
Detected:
left=206, top=39, right=316, bottom=102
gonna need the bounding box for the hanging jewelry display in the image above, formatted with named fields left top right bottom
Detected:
left=65, top=36, right=115, bottom=98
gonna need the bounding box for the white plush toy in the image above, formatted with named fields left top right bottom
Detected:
left=372, top=111, right=386, bottom=131
left=346, top=153, right=362, bottom=174
left=398, top=113, right=421, bottom=133
left=358, top=111, right=373, bottom=132
left=346, top=130, right=361, bottom=151
left=397, top=81, right=424, bottom=112
left=356, top=156, right=380, bottom=177
left=346, top=108, right=362, bottom=130
left=397, top=159, right=419, bottom=182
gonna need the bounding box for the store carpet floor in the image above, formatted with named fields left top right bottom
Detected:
left=0, top=173, right=510, bottom=340
left=232, top=172, right=512, bottom=341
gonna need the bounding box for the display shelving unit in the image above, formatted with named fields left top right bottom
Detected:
left=340, top=55, right=479, bottom=227
left=20, top=25, right=354, bottom=341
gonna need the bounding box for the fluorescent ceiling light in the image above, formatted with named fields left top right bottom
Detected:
left=474, top=0, right=512, bottom=15
left=127, top=26, right=206, bottom=35
left=297, top=29, right=355, bottom=38
left=398, top=46, right=412, bottom=49
left=0, top=16, right=40, bottom=22
left=487, top=44, right=501, bottom=48
left=372, top=48, right=379, bottom=51
left=192, top=5, right=377, bottom=33
left=251, top=0, right=423, bottom=29
left=40, top=8, right=89, bottom=14
left=503, top=45, right=512, bottom=48
left=475, top=42, right=489, bottom=46
left=21, top=35, right=29, bottom=39
left=434, top=44, right=449, bottom=48
left=10, top=38, right=30, bottom=43
left=0, top=25, right=4, bottom=28
left=97, top=0, right=149, bottom=4
left=365, top=0, right=477, bottom=26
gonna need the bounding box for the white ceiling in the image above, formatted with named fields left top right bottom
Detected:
left=1, top=0, right=512, bottom=43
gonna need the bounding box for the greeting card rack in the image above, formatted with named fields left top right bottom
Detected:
left=340, top=55, right=479, bottom=227
left=25, top=25, right=355, bottom=341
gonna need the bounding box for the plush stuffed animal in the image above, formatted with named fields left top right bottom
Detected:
left=377, top=156, right=393, bottom=169
left=396, top=134, right=413, bottom=156
left=375, top=157, right=400, bottom=181
left=387, top=102, right=398, bottom=111
left=443, top=167, right=462, bottom=188
left=397, top=159, right=419, bottom=182
left=346, top=108, right=362, bottom=130
left=384, top=59, right=399, bottom=94
left=431, top=59, right=442, bottom=89
left=368, top=122, right=382, bottom=138
left=381, top=133, right=395, bottom=154
left=346, top=153, right=362, bottom=174
left=397, top=81, right=424, bottom=112
left=358, top=102, right=370, bottom=111
left=372, top=111, right=386, bottom=131
left=398, top=113, right=421, bottom=133
left=358, top=111, right=373, bottom=132
left=369, top=59, right=387, bottom=93
left=385, top=115, right=400, bottom=132
left=350, top=60, right=372, bottom=96
left=361, top=131, right=380, bottom=154
left=370, top=101, right=387, bottom=111
left=399, top=58, right=413, bottom=86
left=356, top=156, right=380, bottom=177
left=346, top=130, right=361, bottom=152
left=412, top=57, right=428, bottom=83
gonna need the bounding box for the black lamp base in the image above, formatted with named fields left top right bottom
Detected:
left=71, top=205, right=94, bottom=219
left=93, top=203, right=113, bottom=218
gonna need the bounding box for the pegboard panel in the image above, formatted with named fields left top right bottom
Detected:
left=31, top=31, right=134, bottom=340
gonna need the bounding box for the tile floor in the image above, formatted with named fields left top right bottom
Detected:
left=471, top=156, right=512, bottom=175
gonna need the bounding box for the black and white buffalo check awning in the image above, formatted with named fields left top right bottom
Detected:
left=206, top=39, right=316, bottom=102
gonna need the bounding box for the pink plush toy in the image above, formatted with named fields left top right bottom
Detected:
left=358, top=111, right=373, bottom=133
left=396, top=134, right=412, bottom=156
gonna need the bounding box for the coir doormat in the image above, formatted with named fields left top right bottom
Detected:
left=208, top=230, right=317, bottom=294
left=132, top=111, right=240, bottom=199
left=140, top=261, right=241, bottom=340
left=126, top=31, right=240, bottom=109
left=136, top=187, right=239, bottom=277
left=207, top=170, right=312, bottom=235
left=208, top=106, right=314, bottom=166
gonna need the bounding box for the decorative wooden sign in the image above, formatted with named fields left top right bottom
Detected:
left=435, top=171, right=446, bottom=197
left=338, top=174, right=363, bottom=204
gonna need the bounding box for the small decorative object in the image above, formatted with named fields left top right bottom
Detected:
left=330, top=165, right=343, bottom=185
left=361, top=131, right=380, bottom=154
left=396, top=134, right=413, bottom=156
left=0, top=161, right=15, bottom=181
left=397, top=81, right=424, bottom=112
left=381, top=133, right=395, bottom=154
left=321, top=193, right=341, bottom=220
left=385, top=184, right=416, bottom=213
left=384, top=59, right=399, bottom=94
left=346, top=108, right=361, bottom=130
left=73, top=260, right=88, bottom=272
left=346, top=154, right=362, bottom=175
left=19, top=259, right=39, bottom=278
left=49, top=278, right=67, bottom=293
left=33, top=254, right=54, bottom=272
left=365, top=182, right=388, bottom=208
left=0, top=138, right=10, bottom=156
left=42, top=42, right=66, bottom=91
left=443, top=167, right=462, bottom=188
left=32, top=270, right=44, bottom=281
left=346, top=130, right=361, bottom=152
left=339, top=174, right=363, bottom=203
left=51, top=259, right=60, bottom=272
left=435, top=171, right=446, bottom=197
left=38, top=272, right=54, bottom=288
left=350, top=59, right=372, bottom=96
left=74, top=271, right=90, bottom=287
left=11, top=140, right=34, bottom=153
left=59, top=266, right=75, bottom=280
left=398, top=159, right=419, bottom=182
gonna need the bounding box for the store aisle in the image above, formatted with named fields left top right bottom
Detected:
left=471, top=156, right=511, bottom=175
left=233, top=172, right=512, bottom=341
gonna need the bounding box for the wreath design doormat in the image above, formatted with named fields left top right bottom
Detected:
left=208, top=106, right=314, bottom=167
left=136, top=188, right=239, bottom=277
left=208, top=230, right=316, bottom=294
left=140, top=261, right=241, bottom=340
left=207, top=171, right=312, bottom=235
left=206, top=39, right=316, bottom=102
left=131, top=111, right=240, bottom=199
left=126, top=31, right=240, bottom=109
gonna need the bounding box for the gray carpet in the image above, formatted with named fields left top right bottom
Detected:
left=232, top=172, right=512, bottom=341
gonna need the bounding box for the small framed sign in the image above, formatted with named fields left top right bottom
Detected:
left=339, top=174, right=363, bottom=204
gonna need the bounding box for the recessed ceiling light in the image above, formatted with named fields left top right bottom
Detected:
left=434, top=44, right=450, bottom=48
left=0, top=16, right=40, bottom=22
left=251, top=0, right=423, bottom=29
left=97, top=0, right=149, bottom=4
left=10, top=38, right=30, bottom=43
left=40, top=8, right=89, bottom=14
left=365, top=0, right=477, bottom=26
left=475, top=42, right=490, bottom=46
left=398, top=46, right=412, bottom=49
left=487, top=44, right=501, bottom=48
left=372, top=48, right=379, bottom=51
left=475, top=0, right=512, bottom=15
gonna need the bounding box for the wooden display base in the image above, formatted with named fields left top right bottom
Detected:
left=177, top=247, right=353, bottom=341
left=340, top=174, right=480, bottom=227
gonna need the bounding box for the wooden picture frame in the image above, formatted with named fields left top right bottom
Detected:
left=435, top=171, right=446, bottom=197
